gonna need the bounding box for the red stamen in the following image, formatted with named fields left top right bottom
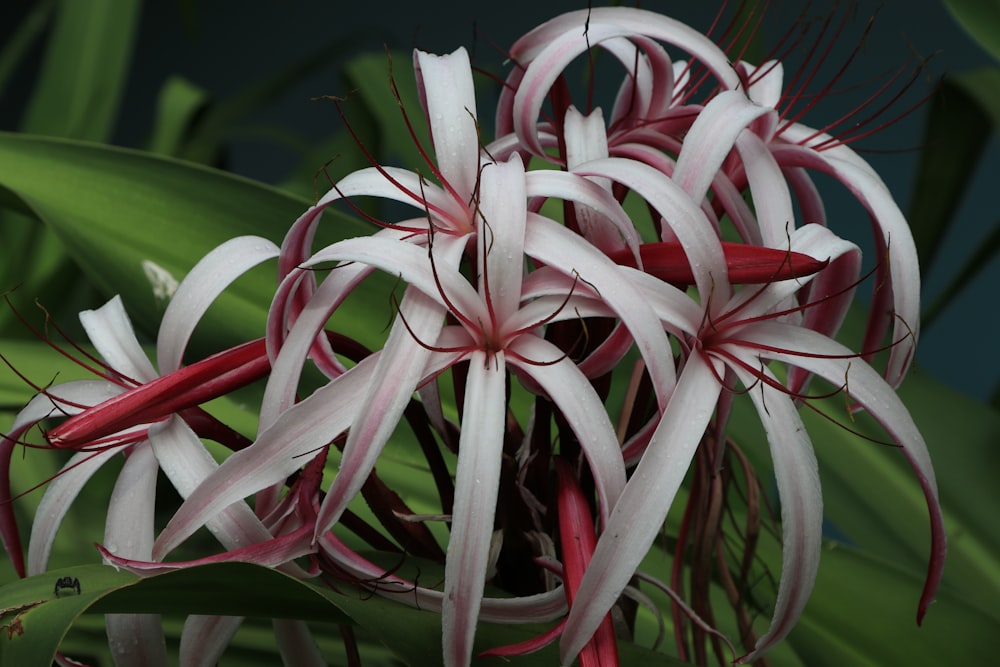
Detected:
left=3, top=294, right=137, bottom=387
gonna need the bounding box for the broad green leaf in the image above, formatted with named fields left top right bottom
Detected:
left=0, top=132, right=394, bottom=358
left=0, top=563, right=348, bottom=666
left=1, top=562, right=680, bottom=666
left=954, top=67, right=1000, bottom=128
left=730, top=359, right=1000, bottom=620
left=56, top=614, right=403, bottom=667
left=922, top=216, right=1000, bottom=326
left=0, top=339, right=96, bottom=407
left=789, top=543, right=999, bottom=665
left=945, top=0, right=1000, bottom=62
left=2, top=0, right=140, bottom=336
left=86, top=563, right=351, bottom=621
left=0, top=211, right=79, bottom=336
left=0, top=565, right=134, bottom=666
left=894, top=368, right=1000, bottom=612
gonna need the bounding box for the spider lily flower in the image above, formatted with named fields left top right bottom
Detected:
left=252, top=48, right=498, bottom=536
left=151, top=153, right=681, bottom=666
left=495, top=6, right=743, bottom=160
left=0, top=9, right=935, bottom=667
left=559, top=222, right=944, bottom=665
left=271, top=46, right=484, bottom=383
left=1, top=296, right=175, bottom=667
left=731, top=56, right=921, bottom=388
left=149, top=84, right=838, bottom=667
left=496, top=6, right=921, bottom=388
left=562, top=66, right=931, bottom=658
left=0, top=237, right=319, bottom=665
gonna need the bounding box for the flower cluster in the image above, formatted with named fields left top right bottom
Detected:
left=2, top=6, right=943, bottom=667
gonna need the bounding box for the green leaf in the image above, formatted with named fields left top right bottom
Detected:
left=343, top=51, right=432, bottom=173
left=1, top=562, right=681, bottom=666
left=894, top=369, right=1000, bottom=612
left=146, top=76, right=210, bottom=156
left=86, top=563, right=352, bottom=621
left=0, top=563, right=352, bottom=665
left=0, top=0, right=57, bottom=100
left=0, top=210, right=80, bottom=336
left=922, top=215, right=1000, bottom=326
left=0, top=565, right=134, bottom=666
left=730, top=358, right=1000, bottom=623
left=789, top=543, right=1000, bottom=665
left=914, top=68, right=1000, bottom=326
left=0, top=132, right=394, bottom=357
left=944, top=0, right=1000, bottom=62
left=19, top=0, right=140, bottom=141
left=0, top=340, right=93, bottom=408
left=909, top=76, right=992, bottom=275
left=176, top=37, right=372, bottom=168
left=954, top=67, right=1000, bottom=128
left=1, top=0, right=140, bottom=336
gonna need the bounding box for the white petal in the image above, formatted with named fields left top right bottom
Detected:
left=508, top=336, right=626, bottom=519
left=80, top=296, right=157, bottom=383
left=158, top=236, right=279, bottom=373
left=149, top=417, right=299, bottom=569
left=524, top=214, right=677, bottom=408
left=745, top=59, right=784, bottom=109
left=477, top=155, right=527, bottom=323
left=770, top=140, right=920, bottom=385
left=560, top=349, right=722, bottom=664
left=104, top=442, right=158, bottom=559
left=414, top=48, right=481, bottom=204
left=736, top=130, right=795, bottom=248
left=525, top=168, right=642, bottom=258
left=442, top=350, right=507, bottom=667
left=313, top=289, right=444, bottom=537
left=104, top=443, right=168, bottom=667
left=180, top=615, right=243, bottom=667
left=729, top=322, right=944, bottom=619
left=729, top=362, right=822, bottom=662
left=154, top=359, right=375, bottom=558
left=263, top=232, right=471, bottom=424
left=106, top=612, right=168, bottom=667
left=274, top=619, right=327, bottom=667
left=8, top=380, right=124, bottom=433
left=673, top=90, right=771, bottom=206
left=571, top=157, right=730, bottom=311
left=28, top=447, right=121, bottom=575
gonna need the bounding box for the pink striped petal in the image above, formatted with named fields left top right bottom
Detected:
left=442, top=350, right=508, bottom=667
left=560, top=350, right=723, bottom=665
left=157, top=236, right=279, bottom=373
left=414, top=48, right=481, bottom=204
left=727, top=362, right=822, bottom=663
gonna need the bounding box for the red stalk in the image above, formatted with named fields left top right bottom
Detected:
left=47, top=338, right=270, bottom=449
left=609, top=241, right=827, bottom=285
